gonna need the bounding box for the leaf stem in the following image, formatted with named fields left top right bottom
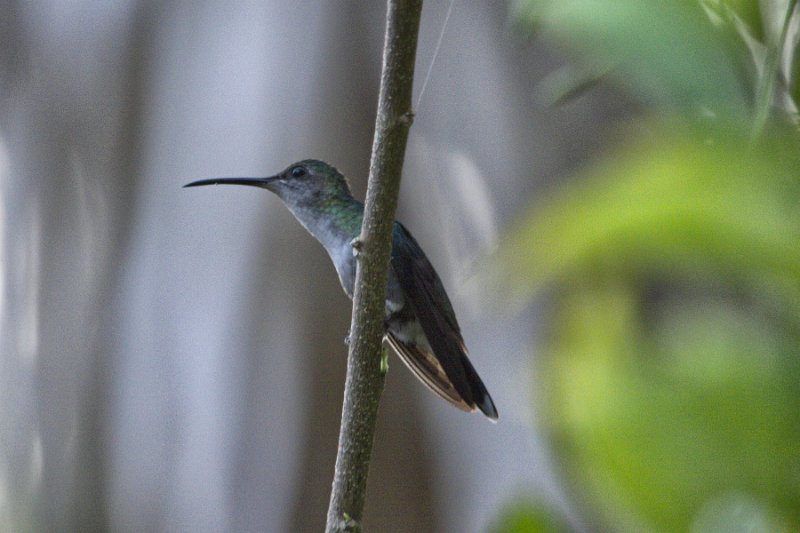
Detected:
left=752, top=0, right=798, bottom=139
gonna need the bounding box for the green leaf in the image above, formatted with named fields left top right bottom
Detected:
left=495, top=122, right=800, bottom=311
left=525, top=0, right=750, bottom=113
left=489, top=499, right=571, bottom=533
left=538, top=286, right=800, bottom=531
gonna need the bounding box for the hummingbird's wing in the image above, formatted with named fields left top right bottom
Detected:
left=390, top=223, right=498, bottom=420
left=385, top=332, right=473, bottom=412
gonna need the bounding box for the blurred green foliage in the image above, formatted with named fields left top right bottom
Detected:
left=489, top=499, right=571, bottom=533
left=497, top=0, right=800, bottom=531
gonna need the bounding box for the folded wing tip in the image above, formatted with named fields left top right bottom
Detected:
left=477, top=394, right=498, bottom=422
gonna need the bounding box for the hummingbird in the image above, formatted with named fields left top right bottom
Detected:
left=185, top=160, right=498, bottom=420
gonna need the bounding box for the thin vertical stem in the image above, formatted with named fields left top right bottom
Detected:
left=324, top=1, right=422, bottom=532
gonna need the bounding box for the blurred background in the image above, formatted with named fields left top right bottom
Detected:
left=1, top=1, right=797, bottom=532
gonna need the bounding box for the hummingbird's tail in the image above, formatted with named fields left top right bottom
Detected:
left=385, top=333, right=498, bottom=421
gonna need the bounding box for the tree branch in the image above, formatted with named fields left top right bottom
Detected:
left=325, top=1, right=422, bottom=531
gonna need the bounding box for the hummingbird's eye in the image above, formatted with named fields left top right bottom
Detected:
left=291, top=166, right=307, bottom=178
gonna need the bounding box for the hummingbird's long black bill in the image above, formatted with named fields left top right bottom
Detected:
left=183, top=176, right=278, bottom=188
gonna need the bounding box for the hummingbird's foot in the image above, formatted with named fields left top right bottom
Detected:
left=399, top=110, right=415, bottom=126
left=340, top=513, right=360, bottom=532
left=344, top=330, right=351, bottom=346
left=350, top=237, right=363, bottom=257
left=380, top=347, right=389, bottom=376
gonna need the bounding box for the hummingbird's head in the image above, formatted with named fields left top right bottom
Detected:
left=184, top=159, right=354, bottom=209
left=267, top=160, right=353, bottom=207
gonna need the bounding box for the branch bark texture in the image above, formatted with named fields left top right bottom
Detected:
left=325, top=0, right=422, bottom=531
